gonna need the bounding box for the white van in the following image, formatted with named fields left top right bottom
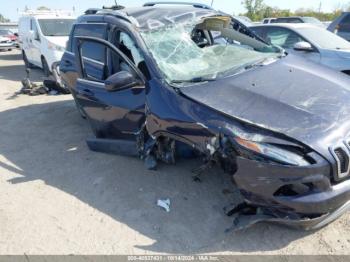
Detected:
left=18, top=10, right=76, bottom=76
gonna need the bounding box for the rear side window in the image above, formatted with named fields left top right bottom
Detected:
left=265, top=27, right=304, bottom=49
left=275, top=18, right=302, bottom=23
left=251, top=27, right=266, bottom=39
left=339, top=14, right=350, bottom=33
left=70, top=23, right=108, bottom=62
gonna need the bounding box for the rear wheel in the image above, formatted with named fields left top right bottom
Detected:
left=41, top=57, right=50, bottom=77
left=23, top=51, right=34, bottom=68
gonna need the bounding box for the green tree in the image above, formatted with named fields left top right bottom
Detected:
left=241, top=1, right=343, bottom=21
left=0, top=14, right=10, bottom=23
left=242, top=0, right=265, bottom=20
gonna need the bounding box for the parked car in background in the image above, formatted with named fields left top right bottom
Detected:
left=61, top=2, right=350, bottom=231
left=262, top=17, right=276, bottom=24
left=251, top=23, right=350, bottom=75
left=0, top=29, right=19, bottom=47
left=269, top=16, right=325, bottom=27
left=0, top=35, right=13, bottom=51
left=328, top=12, right=350, bottom=41
left=18, top=10, right=76, bottom=76
left=238, top=16, right=253, bottom=25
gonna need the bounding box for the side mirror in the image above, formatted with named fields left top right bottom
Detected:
left=105, top=71, right=138, bottom=92
left=294, top=41, right=313, bottom=52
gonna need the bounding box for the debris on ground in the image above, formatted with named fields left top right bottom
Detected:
left=157, top=198, right=171, bottom=212
left=19, top=64, right=70, bottom=96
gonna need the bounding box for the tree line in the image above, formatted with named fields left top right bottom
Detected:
left=0, top=14, right=10, bottom=23
left=241, top=0, right=349, bottom=21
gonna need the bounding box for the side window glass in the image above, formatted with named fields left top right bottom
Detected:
left=31, top=19, right=40, bottom=41
left=339, top=14, right=350, bottom=33
left=81, top=41, right=106, bottom=63
left=82, top=41, right=106, bottom=63
left=112, top=31, right=150, bottom=79
left=266, top=28, right=303, bottom=49
left=80, top=41, right=107, bottom=81
left=72, top=24, right=108, bottom=81
left=119, top=32, right=145, bottom=67
left=251, top=27, right=265, bottom=39
left=71, top=23, right=108, bottom=57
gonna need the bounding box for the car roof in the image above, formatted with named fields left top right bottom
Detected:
left=86, top=5, right=220, bottom=30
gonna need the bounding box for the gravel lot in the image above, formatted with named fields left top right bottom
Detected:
left=0, top=49, right=350, bottom=255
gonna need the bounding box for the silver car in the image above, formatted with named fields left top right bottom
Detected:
left=0, top=36, right=13, bottom=51
left=251, top=23, right=350, bottom=75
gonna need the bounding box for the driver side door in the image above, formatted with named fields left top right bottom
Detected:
left=74, top=36, right=146, bottom=140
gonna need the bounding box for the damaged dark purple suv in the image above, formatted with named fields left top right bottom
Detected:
left=60, top=2, right=350, bottom=230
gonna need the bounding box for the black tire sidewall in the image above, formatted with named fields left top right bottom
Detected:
left=23, top=51, right=30, bottom=68
left=41, top=57, right=50, bottom=77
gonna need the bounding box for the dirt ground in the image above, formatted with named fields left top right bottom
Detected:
left=0, top=49, right=349, bottom=255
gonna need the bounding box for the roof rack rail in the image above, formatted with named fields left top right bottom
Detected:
left=102, top=4, right=125, bottom=10
left=143, top=2, right=213, bottom=10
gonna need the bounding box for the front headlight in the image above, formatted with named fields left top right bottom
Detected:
left=235, top=137, right=310, bottom=166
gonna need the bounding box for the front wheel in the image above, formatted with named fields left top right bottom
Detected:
left=41, top=57, right=50, bottom=77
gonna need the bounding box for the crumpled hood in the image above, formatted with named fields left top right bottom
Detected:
left=180, top=55, right=350, bottom=155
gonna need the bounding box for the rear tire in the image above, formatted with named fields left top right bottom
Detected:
left=23, top=51, right=34, bottom=69
left=41, top=57, right=50, bottom=77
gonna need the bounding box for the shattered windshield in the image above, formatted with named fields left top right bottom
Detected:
left=141, top=21, right=279, bottom=84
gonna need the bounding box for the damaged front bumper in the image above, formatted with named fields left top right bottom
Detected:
left=231, top=157, right=350, bottom=230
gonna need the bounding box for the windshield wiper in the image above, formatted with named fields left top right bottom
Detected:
left=170, top=76, right=217, bottom=84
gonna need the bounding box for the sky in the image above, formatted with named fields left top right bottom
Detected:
left=1, top=0, right=346, bottom=22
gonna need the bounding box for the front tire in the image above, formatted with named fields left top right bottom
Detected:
left=41, top=57, right=50, bottom=77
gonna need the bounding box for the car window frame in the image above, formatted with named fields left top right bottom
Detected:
left=263, top=26, right=318, bottom=52
left=110, top=26, right=149, bottom=79
left=74, top=36, right=145, bottom=86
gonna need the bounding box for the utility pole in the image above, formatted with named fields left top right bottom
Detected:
left=211, top=0, right=214, bottom=7
left=319, top=1, right=322, bottom=13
